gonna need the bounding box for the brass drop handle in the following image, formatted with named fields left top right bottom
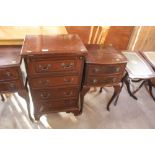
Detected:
left=64, top=78, right=73, bottom=83
left=61, top=62, right=74, bottom=69
left=64, top=91, right=73, bottom=96
left=93, top=79, right=97, bottom=84
left=94, top=68, right=100, bottom=72
left=9, top=83, right=16, bottom=89
left=115, top=67, right=120, bottom=72
left=40, top=92, right=50, bottom=99
left=38, top=64, right=51, bottom=71
left=112, top=78, right=117, bottom=82
left=38, top=79, right=49, bottom=85
left=6, top=72, right=11, bottom=77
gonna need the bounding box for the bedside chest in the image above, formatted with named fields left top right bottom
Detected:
left=80, top=45, right=127, bottom=111
left=0, top=45, right=30, bottom=118
left=21, top=34, right=87, bottom=120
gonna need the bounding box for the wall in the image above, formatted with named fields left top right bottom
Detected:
left=66, top=26, right=134, bottom=50
left=129, top=26, right=155, bottom=51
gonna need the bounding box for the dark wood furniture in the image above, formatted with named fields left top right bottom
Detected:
left=0, top=45, right=31, bottom=118
left=80, top=44, right=127, bottom=111
left=122, top=51, right=155, bottom=100
left=21, top=34, right=87, bottom=121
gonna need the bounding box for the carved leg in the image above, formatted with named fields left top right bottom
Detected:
left=1, top=94, right=5, bottom=102
left=107, top=84, right=121, bottom=111
left=99, top=87, right=103, bottom=93
left=114, top=81, right=124, bottom=106
left=148, top=80, right=155, bottom=101
left=80, top=86, right=90, bottom=113
left=18, top=89, right=34, bottom=122
left=73, top=110, right=81, bottom=116
left=124, top=75, right=138, bottom=100
left=34, top=114, right=41, bottom=121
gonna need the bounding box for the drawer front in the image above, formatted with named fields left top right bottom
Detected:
left=30, top=76, right=80, bottom=88
left=27, top=57, right=83, bottom=76
left=0, top=68, right=19, bottom=81
left=0, top=80, right=22, bottom=92
left=31, top=87, right=79, bottom=101
left=34, top=99, right=78, bottom=114
left=87, top=64, right=125, bottom=76
left=85, top=75, right=121, bottom=86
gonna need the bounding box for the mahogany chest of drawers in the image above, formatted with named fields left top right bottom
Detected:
left=0, top=45, right=30, bottom=116
left=80, top=44, right=127, bottom=111
left=21, top=34, right=87, bottom=120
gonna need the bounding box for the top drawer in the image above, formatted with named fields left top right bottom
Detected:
left=87, top=64, right=126, bottom=76
left=27, top=56, right=83, bottom=77
left=0, top=68, right=19, bottom=81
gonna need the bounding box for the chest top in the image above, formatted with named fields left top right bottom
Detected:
left=21, top=34, right=87, bottom=56
left=0, top=45, right=22, bottom=68
left=86, top=44, right=127, bottom=65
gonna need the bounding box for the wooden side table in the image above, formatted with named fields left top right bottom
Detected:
left=122, top=51, right=155, bottom=101
left=80, top=45, right=127, bottom=111
left=0, top=45, right=31, bottom=120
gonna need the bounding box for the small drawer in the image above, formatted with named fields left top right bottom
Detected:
left=32, top=87, right=79, bottom=101
left=85, top=75, right=121, bottom=86
left=27, top=57, right=83, bottom=76
left=34, top=99, right=78, bottom=113
left=30, top=76, right=80, bottom=88
left=87, top=64, right=125, bottom=75
left=0, top=68, right=19, bottom=81
left=0, top=80, right=22, bottom=92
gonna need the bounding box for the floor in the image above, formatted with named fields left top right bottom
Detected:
left=0, top=83, right=155, bottom=129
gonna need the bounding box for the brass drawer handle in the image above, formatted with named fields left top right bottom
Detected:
left=9, top=83, right=16, bottom=89
left=40, top=92, right=50, bottom=99
left=115, top=67, right=120, bottom=72
left=63, top=91, right=73, bottom=96
left=61, top=63, right=74, bottom=69
left=38, top=79, right=50, bottom=85
left=64, top=78, right=73, bottom=83
left=94, top=68, right=100, bottom=73
left=112, top=78, right=117, bottom=82
left=93, top=79, right=97, bottom=84
left=38, top=64, right=51, bottom=71
left=6, top=72, right=12, bottom=77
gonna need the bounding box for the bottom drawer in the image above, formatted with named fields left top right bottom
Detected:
left=0, top=80, right=22, bottom=92
left=85, top=75, right=121, bottom=86
left=34, top=99, right=79, bottom=113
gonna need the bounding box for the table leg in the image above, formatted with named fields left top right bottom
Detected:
left=148, top=80, right=155, bottom=101
left=107, top=84, right=121, bottom=111
left=123, top=73, right=138, bottom=100
left=1, top=94, right=5, bottom=102
left=132, top=80, right=146, bottom=95
left=114, top=81, right=124, bottom=106
left=80, top=86, right=90, bottom=113
left=34, top=114, right=41, bottom=121
left=99, top=87, right=103, bottom=93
